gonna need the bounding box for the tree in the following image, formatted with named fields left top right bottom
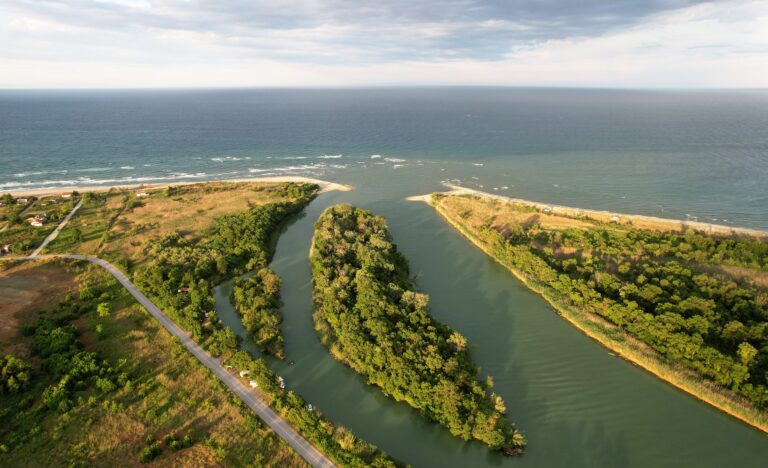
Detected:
left=97, top=302, right=111, bottom=318
left=738, top=342, right=758, bottom=366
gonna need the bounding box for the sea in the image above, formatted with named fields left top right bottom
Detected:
left=1, top=88, right=767, bottom=229
left=2, top=88, right=768, bottom=467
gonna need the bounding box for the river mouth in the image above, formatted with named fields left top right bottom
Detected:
left=214, top=166, right=768, bottom=468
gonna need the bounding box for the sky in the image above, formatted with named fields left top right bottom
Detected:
left=1, top=0, right=766, bottom=88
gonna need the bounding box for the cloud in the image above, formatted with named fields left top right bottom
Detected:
left=0, top=0, right=765, bottom=87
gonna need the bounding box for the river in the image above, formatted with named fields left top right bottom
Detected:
left=213, top=165, right=768, bottom=468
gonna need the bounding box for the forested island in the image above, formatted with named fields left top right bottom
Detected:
left=310, top=204, right=526, bottom=455
left=426, top=192, right=768, bottom=431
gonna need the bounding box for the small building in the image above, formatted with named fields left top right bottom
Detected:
left=239, top=370, right=250, bottom=378
left=17, top=198, right=29, bottom=205
left=249, top=380, right=258, bottom=388
left=610, top=214, right=620, bottom=223
left=61, top=193, right=72, bottom=199
left=28, top=215, right=46, bottom=227
left=1, top=244, right=12, bottom=254
left=136, top=192, right=149, bottom=197
left=543, top=206, right=553, bottom=214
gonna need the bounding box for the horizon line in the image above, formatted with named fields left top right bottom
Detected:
left=1, top=85, right=767, bottom=92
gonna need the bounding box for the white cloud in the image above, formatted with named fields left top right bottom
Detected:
left=0, top=0, right=765, bottom=87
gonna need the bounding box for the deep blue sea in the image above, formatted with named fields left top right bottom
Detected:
left=1, top=88, right=767, bottom=229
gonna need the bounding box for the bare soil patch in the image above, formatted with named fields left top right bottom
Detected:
left=0, top=261, right=77, bottom=354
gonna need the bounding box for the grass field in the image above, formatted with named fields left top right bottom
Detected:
left=47, top=182, right=308, bottom=266
left=0, top=259, right=307, bottom=467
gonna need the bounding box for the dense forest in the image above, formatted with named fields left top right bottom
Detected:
left=434, top=194, right=768, bottom=412
left=231, top=268, right=284, bottom=358
left=310, top=204, right=526, bottom=455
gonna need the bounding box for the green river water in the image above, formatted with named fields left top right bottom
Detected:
left=213, top=165, right=768, bottom=467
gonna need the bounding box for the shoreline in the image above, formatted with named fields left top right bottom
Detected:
left=407, top=184, right=768, bottom=238
left=5, top=176, right=353, bottom=197
left=422, top=195, right=768, bottom=435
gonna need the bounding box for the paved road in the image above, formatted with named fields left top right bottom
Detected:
left=10, top=253, right=335, bottom=468
left=30, top=198, right=84, bottom=257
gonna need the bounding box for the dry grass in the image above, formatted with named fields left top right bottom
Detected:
left=440, top=195, right=594, bottom=233
left=436, top=185, right=768, bottom=238
left=440, top=194, right=768, bottom=288
left=0, top=261, right=76, bottom=356
left=48, top=181, right=301, bottom=264
left=0, top=262, right=307, bottom=467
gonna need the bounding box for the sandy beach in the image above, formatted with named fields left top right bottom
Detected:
left=408, top=183, right=768, bottom=238
left=6, top=176, right=353, bottom=197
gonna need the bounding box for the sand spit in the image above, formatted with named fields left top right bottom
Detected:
left=7, top=176, right=353, bottom=197
left=408, top=184, right=768, bottom=238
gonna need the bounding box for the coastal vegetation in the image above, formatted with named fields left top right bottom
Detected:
left=226, top=350, right=398, bottom=467
left=0, top=259, right=306, bottom=466
left=428, top=193, right=768, bottom=430
left=6, top=181, right=397, bottom=465
left=131, top=183, right=317, bottom=346
left=310, top=204, right=526, bottom=455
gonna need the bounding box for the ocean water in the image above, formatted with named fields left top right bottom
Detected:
left=1, top=88, right=767, bottom=229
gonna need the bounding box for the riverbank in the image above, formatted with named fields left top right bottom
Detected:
left=6, top=176, right=353, bottom=197
left=407, top=184, right=768, bottom=238
left=415, top=192, right=768, bottom=435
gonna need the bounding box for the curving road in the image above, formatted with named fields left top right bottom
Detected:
left=16, top=254, right=335, bottom=468
left=5, top=198, right=334, bottom=467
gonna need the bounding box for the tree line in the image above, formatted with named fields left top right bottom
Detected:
left=133, top=183, right=318, bottom=348
left=437, top=194, right=768, bottom=410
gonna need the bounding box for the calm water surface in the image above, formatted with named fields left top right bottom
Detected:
left=215, top=165, right=768, bottom=468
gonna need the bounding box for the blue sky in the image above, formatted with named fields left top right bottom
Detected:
left=1, top=0, right=766, bottom=87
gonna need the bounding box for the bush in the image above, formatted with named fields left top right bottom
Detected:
left=139, top=443, right=162, bottom=463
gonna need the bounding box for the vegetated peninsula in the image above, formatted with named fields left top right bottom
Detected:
left=423, top=190, right=768, bottom=432
left=310, top=204, right=526, bottom=455
left=1, top=181, right=397, bottom=466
